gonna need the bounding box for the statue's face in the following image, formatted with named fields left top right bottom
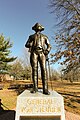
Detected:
left=35, top=29, right=41, bottom=33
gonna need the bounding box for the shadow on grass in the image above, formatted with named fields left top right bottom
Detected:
left=0, top=110, right=15, bottom=120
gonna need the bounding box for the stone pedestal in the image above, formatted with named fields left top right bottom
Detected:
left=15, top=90, right=65, bottom=120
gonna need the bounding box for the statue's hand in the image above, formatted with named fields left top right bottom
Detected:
left=44, top=50, right=49, bottom=55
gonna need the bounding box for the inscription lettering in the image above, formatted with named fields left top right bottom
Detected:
left=20, top=98, right=61, bottom=114
left=21, top=106, right=61, bottom=113
left=26, top=99, right=53, bottom=105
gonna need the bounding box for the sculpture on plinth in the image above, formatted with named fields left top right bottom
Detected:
left=25, top=23, right=51, bottom=95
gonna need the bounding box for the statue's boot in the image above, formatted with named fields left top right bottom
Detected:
left=30, top=88, right=38, bottom=93
left=31, top=66, right=38, bottom=93
left=42, top=78, right=50, bottom=95
left=43, top=89, right=50, bottom=95
left=30, top=79, right=38, bottom=93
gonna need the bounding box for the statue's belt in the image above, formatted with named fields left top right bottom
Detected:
left=35, top=47, right=43, bottom=50
left=33, top=47, right=44, bottom=53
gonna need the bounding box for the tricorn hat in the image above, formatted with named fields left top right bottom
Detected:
left=32, top=23, right=44, bottom=31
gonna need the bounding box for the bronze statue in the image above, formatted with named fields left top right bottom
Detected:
left=25, top=23, right=51, bottom=95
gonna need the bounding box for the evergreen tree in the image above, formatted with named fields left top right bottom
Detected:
left=0, top=34, right=16, bottom=73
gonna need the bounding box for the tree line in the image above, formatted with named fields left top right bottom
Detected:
left=0, top=34, right=60, bottom=81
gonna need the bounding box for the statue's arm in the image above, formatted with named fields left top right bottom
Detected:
left=45, top=37, right=51, bottom=53
left=25, top=36, right=33, bottom=48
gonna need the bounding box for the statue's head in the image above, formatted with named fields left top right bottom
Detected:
left=32, top=23, right=44, bottom=32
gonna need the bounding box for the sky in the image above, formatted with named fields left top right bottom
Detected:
left=0, top=0, right=60, bottom=70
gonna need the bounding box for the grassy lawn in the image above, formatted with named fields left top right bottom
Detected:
left=0, top=80, right=80, bottom=115
left=0, top=89, right=17, bottom=110
left=48, top=81, right=80, bottom=115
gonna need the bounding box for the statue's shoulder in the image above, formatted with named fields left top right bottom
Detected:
left=40, top=33, right=48, bottom=39
left=29, top=34, right=36, bottom=39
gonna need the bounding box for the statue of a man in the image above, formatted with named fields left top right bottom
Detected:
left=25, top=23, right=51, bottom=95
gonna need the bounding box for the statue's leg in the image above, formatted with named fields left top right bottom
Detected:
left=30, top=53, right=38, bottom=92
left=39, top=53, right=50, bottom=95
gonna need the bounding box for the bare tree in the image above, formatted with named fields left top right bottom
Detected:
left=49, top=0, right=80, bottom=73
left=9, top=59, right=24, bottom=80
